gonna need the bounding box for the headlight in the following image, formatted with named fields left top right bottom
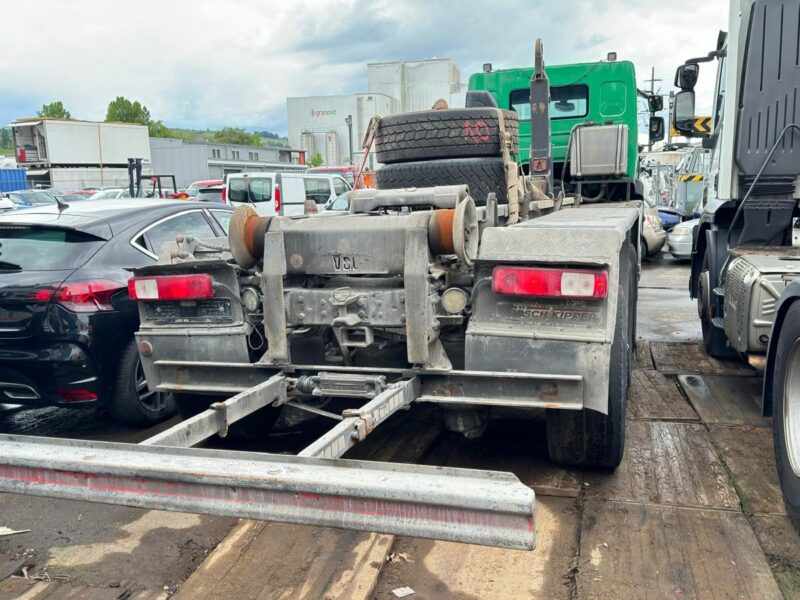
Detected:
left=672, top=226, right=691, bottom=236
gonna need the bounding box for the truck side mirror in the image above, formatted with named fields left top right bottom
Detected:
left=649, top=116, right=665, bottom=143
left=648, top=95, right=664, bottom=112
left=674, top=63, right=699, bottom=90
left=672, top=90, right=696, bottom=136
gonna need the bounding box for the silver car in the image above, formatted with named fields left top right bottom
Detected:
left=667, top=218, right=699, bottom=260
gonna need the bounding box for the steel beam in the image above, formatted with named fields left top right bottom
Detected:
left=299, top=377, right=420, bottom=458
left=141, top=374, right=286, bottom=448
left=0, top=434, right=535, bottom=550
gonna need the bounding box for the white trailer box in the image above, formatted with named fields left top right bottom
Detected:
left=10, top=119, right=150, bottom=167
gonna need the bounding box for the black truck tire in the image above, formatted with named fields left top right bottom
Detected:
left=545, top=244, right=635, bottom=469
left=108, top=339, right=176, bottom=426
left=771, top=301, right=800, bottom=533
left=174, top=393, right=281, bottom=441
left=698, top=250, right=735, bottom=358
left=376, top=157, right=508, bottom=205
left=375, top=109, right=519, bottom=164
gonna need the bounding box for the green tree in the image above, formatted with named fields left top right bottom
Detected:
left=37, top=101, right=72, bottom=119
left=0, top=128, right=11, bottom=150
left=148, top=120, right=170, bottom=138
left=105, top=97, right=151, bottom=125
left=309, top=152, right=324, bottom=167
left=211, top=127, right=261, bottom=146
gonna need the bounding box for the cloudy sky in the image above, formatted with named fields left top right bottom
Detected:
left=0, top=0, right=729, bottom=134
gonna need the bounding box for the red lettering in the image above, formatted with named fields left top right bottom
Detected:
left=463, top=120, right=492, bottom=145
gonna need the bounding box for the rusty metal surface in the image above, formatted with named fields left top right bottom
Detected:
left=678, top=374, right=766, bottom=426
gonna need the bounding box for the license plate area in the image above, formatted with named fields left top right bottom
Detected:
left=145, top=299, right=233, bottom=324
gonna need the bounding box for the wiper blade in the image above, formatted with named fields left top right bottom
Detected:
left=0, top=261, right=22, bottom=271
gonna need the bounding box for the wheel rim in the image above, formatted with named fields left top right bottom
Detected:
left=783, top=339, right=800, bottom=477
left=135, top=358, right=170, bottom=412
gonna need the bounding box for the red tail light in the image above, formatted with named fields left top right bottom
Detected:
left=274, top=188, right=281, bottom=213
left=128, top=274, right=214, bottom=301
left=31, top=280, right=124, bottom=312
left=58, top=388, right=98, bottom=402
left=492, top=266, right=608, bottom=299
left=221, top=187, right=227, bottom=203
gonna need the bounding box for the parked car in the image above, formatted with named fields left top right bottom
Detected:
left=307, top=166, right=374, bottom=188
left=90, top=188, right=132, bottom=200
left=642, top=210, right=667, bottom=257
left=0, top=199, right=234, bottom=425
left=667, top=218, right=699, bottom=260
left=226, top=172, right=352, bottom=216
left=0, top=190, right=58, bottom=209
left=195, top=184, right=225, bottom=204
left=322, top=192, right=351, bottom=213
left=185, top=179, right=223, bottom=201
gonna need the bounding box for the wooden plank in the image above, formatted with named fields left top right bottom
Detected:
left=584, top=421, right=739, bottom=509
left=577, top=500, right=783, bottom=600
left=651, top=342, right=755, bottom=376
left=174, top=413, right=441, bottom=600
left=423, top=420, right=581, bottom=498
left=373, top=496, right=578, bottom=600
left=0, top=580, right=168, bottom=600
left=750, top=515, right=800, bottom=599
left=710, top=425, right=786, bottom=515
left=627, top=369, right=698, bottom=421
left=634, top=340, right=655, bottom=370
left=678, top=374, right=768, bottom=426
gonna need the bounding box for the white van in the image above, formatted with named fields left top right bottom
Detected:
left=226, top=172, right=351, bottom=216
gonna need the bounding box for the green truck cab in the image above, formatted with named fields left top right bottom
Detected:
left=469, top=60, right=643, bottom=198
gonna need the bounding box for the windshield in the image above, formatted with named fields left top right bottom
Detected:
left=186, top=185, right=199, bottom=197
left=0, top=226, right=105, bottom=270
left=197, top=189, right=223, bottom=203
left=8, top=191, right=57, bottom=206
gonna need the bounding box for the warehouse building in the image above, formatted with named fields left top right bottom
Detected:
left=149, top=138, right=305, bottom=188
left=287, top=58, right=466, bottom=167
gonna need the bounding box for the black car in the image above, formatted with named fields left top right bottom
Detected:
left=0, top=199, right=234, bottom=425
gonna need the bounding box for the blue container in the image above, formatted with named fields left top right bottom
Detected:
left=0, top=169, right=27, bottom=193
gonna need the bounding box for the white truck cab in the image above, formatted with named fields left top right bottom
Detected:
left=226, top=172, right=352, bottom=216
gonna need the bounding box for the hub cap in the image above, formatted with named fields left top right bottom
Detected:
left=783, top=340, right=800, bottom=477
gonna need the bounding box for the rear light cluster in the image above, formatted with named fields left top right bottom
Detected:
left=492, top=266, right=608, bottom=299
left=128, top=274, right=214, bottom=301
left=57, top=388, right=98, bottom=402
left=274, top=188, right=281, bottom=213
left=31, top=280, right=123, bottom=312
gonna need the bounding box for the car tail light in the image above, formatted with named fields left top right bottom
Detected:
left=221, top=187, right=227, bottom=203
left=58, top=388, right=98, bottom=402
left=492, top=266, right=608, bottom=299
left=128, top=274, right=214, bottom=301
left=274, top=187, right=281, bottom=213
left=30, top=280, right=124, bottom=312
left=646, top=214, right=661, bottom=231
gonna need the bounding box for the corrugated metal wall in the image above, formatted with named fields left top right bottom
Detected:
left=0, top=169, right=26, bottom=192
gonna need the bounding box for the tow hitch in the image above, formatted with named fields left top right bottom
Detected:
left=0, top=372, right=536, bottom=550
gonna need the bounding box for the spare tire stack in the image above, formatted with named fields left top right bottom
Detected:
left=374, top=108, right=519, bottom=205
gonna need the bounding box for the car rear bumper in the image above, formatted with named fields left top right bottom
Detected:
left=668, top=235, right=693, bottom=259
left=0, top=341, right=101, bottom=406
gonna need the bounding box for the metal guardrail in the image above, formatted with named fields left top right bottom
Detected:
left=0, top=372, right=537, bottom=550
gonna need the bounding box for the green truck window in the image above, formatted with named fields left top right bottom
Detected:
left=509, top=84, right=589, bottom=120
